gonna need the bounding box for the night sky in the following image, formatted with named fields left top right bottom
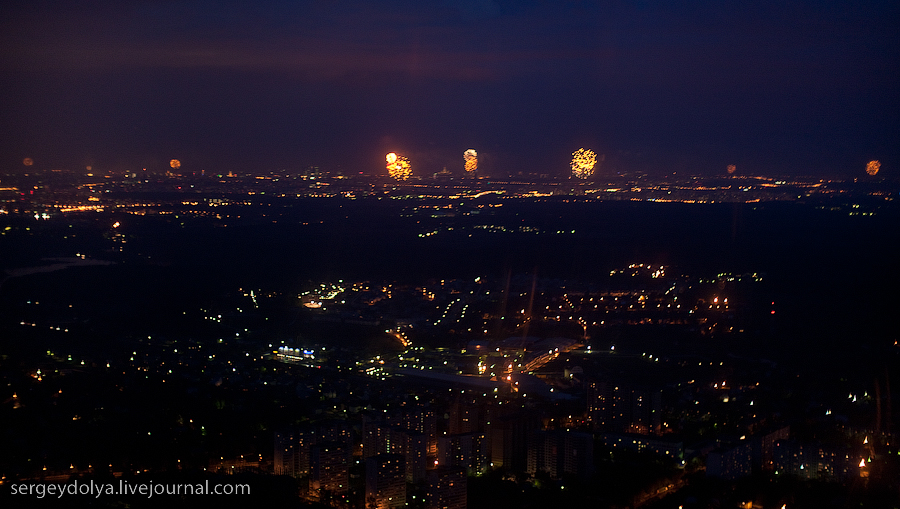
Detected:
left=2, top=0, right=898, bottom=177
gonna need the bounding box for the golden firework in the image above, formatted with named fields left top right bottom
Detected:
left=727, top=164, right=736, bottom=174
left=170, top=159, right=181, bottom=169
left=23, top=158, right=34, bottom=166
left=464, top=149, right=478, bottom=173
left=866, top=160, right=880, bottom=176
left=570, top=148, right=597, bottom=179
left=386, top=153, right=411, bottom=180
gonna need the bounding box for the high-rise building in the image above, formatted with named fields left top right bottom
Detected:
left=311, top=441, right=349, bottom=496
left=449, top=396, right=480, bottom=435
left=402, top=430, right=429, bottom=482
left=366, top=454, right=407, bottom=509
left=587, top=380, right=661, bottom=434
left=363, top=420, right=394, bottom=459
left=526, top=431, right=558, bottom=478
left=772, top=439, right=857, bottom=481
left=754, top=426, right=790, bottom=471
left=527, top=430, right=594, bottom=479
left=363, top=418, right=430, bottom=482
left=427, top=467, right=467, bottom=509
left=386, top=408, right=438, bottom=455
left=490, top=413, right=539, bottom=472
left=707, top=443, right=753, bottom=480
left=599, top=433, right=683, bottom=461
left=275, top=420, right=352, bottom=477
left=274, top=427, right=315, bottom=476
left=438, top=432, right=490, bottom=475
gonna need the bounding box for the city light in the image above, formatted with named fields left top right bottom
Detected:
left=0, top=156, right=893, bottom=503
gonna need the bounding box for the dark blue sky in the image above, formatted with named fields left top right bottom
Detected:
left=2, top=0, right=898, bottom=177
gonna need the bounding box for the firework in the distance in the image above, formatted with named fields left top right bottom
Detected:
left=570, top=148, right=597, bottom=179
left=727, top=164, right=736, bottom=174
left=386, top=153, right=412, bottom=180
left=464, top=149, right=478, bottom=173
left=170, top=159, right=181, bottom=169
left=22, top=158, right=33, bottom=166
left=866, top=160, right=880, bottom=176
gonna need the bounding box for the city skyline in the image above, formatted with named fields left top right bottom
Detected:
left=1, top=160, right=898, bottom=507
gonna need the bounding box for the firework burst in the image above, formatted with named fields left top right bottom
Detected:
left=866, top=160, right=880, bottom=176
left=386, top=153, right=412, bottom=180
left=464, top=149, right=477, bottom=173
left=570, top=148, right=597, bottom=179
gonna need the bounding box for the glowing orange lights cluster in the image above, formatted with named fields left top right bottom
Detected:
left=727, top=164, right=736, bottom=174
left=169, top=159, right=182, bottom=169
left=570, top=148, right=597, bottom=179
left=866, top=160, right=880, bottom=176
left=386, top=152, right=412, bottom=180
left=464, top=149, right=477, bottom=173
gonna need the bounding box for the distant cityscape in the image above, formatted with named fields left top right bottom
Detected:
left=1, top=166, right=897, bottom=218
left=0, top=168, right=897, bottom=508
